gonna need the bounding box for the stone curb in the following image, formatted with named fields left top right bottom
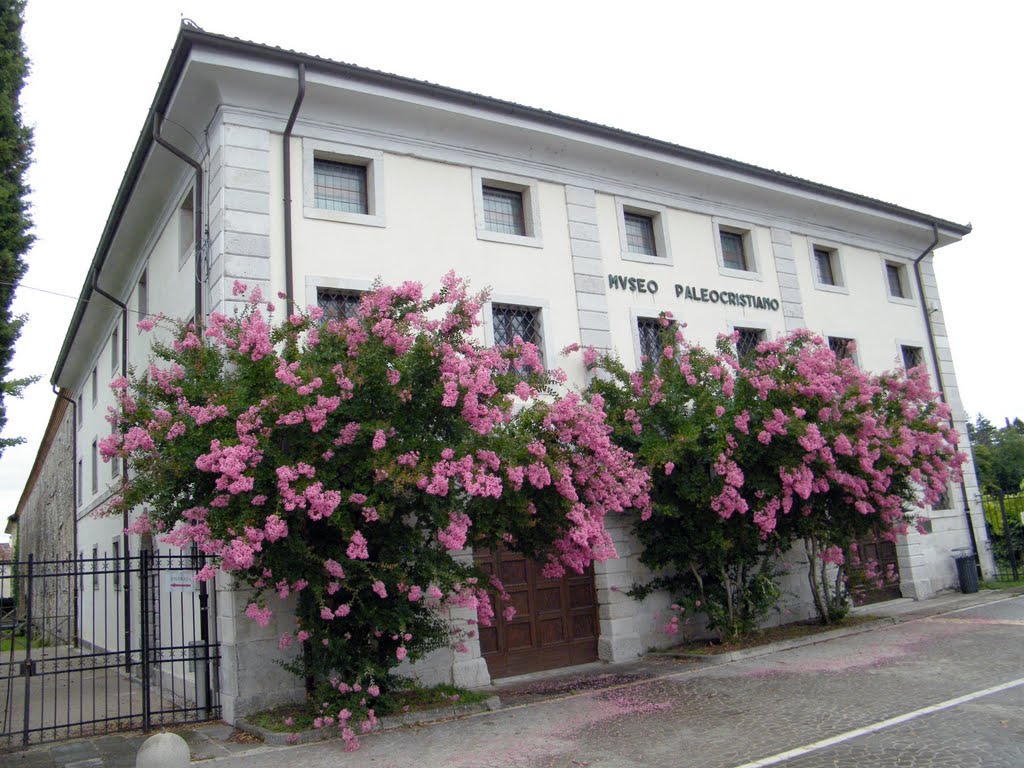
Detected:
left=649, top=617, right=900, bottom=666
left=236, top=696, right=502, bottom=746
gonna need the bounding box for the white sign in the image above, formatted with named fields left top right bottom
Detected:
left=164, top=572, right=196, bottom=593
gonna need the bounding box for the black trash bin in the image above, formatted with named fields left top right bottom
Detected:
left=952, top=550, right=979, bottom=593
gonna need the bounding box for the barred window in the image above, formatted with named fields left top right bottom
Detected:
left=314, top=159, right=368, bottom=214
left=886, top=262, right=907, bottom=298
left=901, top=344, right=924, bottom=370
left=637, top=317, right=664, bottom=364
left=482, top=187, right=526, bottom=236
left=317, top=287, right=362, bottom=322
left=735, top=327, right=765, bottom=362
left=934, top=486, right=952, bottom=510
left=814, top=248, right=837, bottom=286
left=624, top=213, right=657, bottom=257
left=720, top=230, right=748, bottom=271
left=829, top=336, right=855, bottom=361
left=491, top=304, right=544, bottom=366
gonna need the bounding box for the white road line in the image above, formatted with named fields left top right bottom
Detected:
left=730, top=676, right=1024, bottom=768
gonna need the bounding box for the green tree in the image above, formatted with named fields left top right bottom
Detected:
left=0, top=0, right=35, bottom=455
left=970, top=415, right=1024, bottom=494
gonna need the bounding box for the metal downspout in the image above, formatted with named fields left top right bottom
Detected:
left=89, top=270, right=133, bottom=665
left=913, top=224, right=982, bottom=573
left=283, top=63, right=306, bottom=315
left=53, top=386, right=79, bottom=644
left=152, top=112, right=204, bottom=327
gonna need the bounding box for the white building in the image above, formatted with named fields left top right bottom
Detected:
left=44, top=23, right=991, bottom=722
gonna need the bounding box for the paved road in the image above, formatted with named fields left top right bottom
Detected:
left=202, top=594, right=1024, bottom=768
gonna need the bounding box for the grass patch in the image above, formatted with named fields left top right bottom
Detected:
left=665, top=614, right=881, bottom=656
left=0, top=633, right=51, bottom=652
left=248, top=682, right=491, bottom=733
left=981, top=577, right=1024, bottom=590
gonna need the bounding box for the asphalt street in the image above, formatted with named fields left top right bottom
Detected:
left=205, top=594, right=1024, bottom=768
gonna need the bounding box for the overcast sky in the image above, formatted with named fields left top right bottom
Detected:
left=1, top=0, right=1020, bottom=532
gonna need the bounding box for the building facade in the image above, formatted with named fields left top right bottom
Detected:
left=41, top=23, right=992, bottom=721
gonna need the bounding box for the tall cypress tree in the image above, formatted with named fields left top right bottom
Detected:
left=0, top=0, right=36, bottom=456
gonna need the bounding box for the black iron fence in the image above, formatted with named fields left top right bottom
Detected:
left=0, top=549, right=219, bottom=748
left=983, top=492, right=1023, bottom=582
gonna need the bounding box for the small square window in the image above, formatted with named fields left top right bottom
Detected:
left=735, top=327, right=766, bottom=362
left=814, top=248, right=836, bottom=285
left=829, top=336, right=855, bottom=361
left=624, top=213, right=657, bottom=257
left=721, top=231, right=747, bottom=271
left=714, top=220, right=760, bottom=278
left=179, top=189, right=195, bottom=265
left=111, top=327, right=120, bottom=373
left=110, top=422, right=119, bottom=479
left=137, top=269, right=148, bottom=322
left=314, top=159, right=368, bottom=214
left=491, top=303, right=544, bottom=367
left=886, top=261, right=908, bottom=299
left=901, top=345, right=925, bottom=370
left=637, top=317, right=665, bottom=364
left=112, top=539, right=121, bottom=592
left=317, top=287, right=363, bottom=323
left=482, top=186, right=526, bottom=236
left=91, top=439, right=99, bottom=495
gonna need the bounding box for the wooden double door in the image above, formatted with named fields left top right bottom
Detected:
left=473, top=549, right=599, bottom=679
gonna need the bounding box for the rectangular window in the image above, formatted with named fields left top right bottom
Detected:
left=624, top=212, right=657, bottom=257
left=482, top=186, right=526, bottom=236
left=491, top=303, right=544, bottom=367
left=138, top=269, right=148, bottom=321
left=91, top=439, right=98, bottom=495
left=314, top=159, right=368, bottom=214
left=92, top=545, right=99, bottom=591
left=179, top=189, right=195, bottom=260
left=91, top=366, right=98, bottom=406
left=111, top=327, right=120, bottom=373
left=76, top=395, right=83, bottom=427
left=110, top=422, right=119, bottom=479
left=934, top=486, right=952, bottom=510
left=886, top=262, right=907, bottom=298
left=814, top=248, right=837, bottom=286
left=720, top=230, right=748, bottom=271
left=829, top=336, right=855, bottom=361
left=317, top=287, right=363, bottom=322
left=735, top=327, right=765, bottom=362
left=111, top=539, right=121, bottom=591
left=77, top=459, right=83, bottom=506
left=901, top=345, right=925, bottom=370
left=637, top=317, right=664, bottom=364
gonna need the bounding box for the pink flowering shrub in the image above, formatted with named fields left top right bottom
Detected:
left=105, top=273, right=649, bottom=746
left=583, top=321, right=964, bottom=632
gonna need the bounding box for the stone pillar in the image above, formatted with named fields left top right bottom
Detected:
left=215, top=574, right=304, bottom=725
left=594, top=515, right=643, bottom=662
left=769, top=228, right=806, bottom=332
left=566, top=186, right=612, bottom=352
left=206, top=115, right=273, bottom=319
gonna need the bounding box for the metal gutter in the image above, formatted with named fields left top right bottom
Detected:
left=913, top=228, right=982, bottom=573
left=282, top=63, right=306, bottom=315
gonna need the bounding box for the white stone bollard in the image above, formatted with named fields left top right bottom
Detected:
left=136, top=732, right=191, bottom=768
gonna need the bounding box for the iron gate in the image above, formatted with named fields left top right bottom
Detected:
left=0, top=550, right=219, bottom=748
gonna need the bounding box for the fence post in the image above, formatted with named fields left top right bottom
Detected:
left=139, top=549, right=152, bottom=732
left=197, top=551, right=213, bottom=718
left=999, top=490, right=1019, bottom=581
left=21, top=555, right=33, bottom=746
